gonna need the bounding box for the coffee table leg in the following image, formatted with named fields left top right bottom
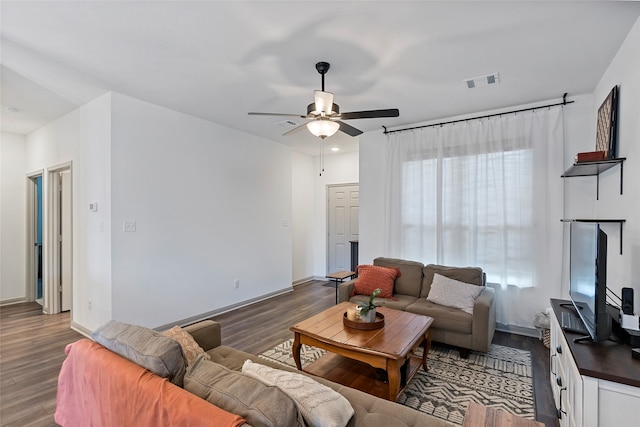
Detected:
left=422, top=330, right=432, bottom=371
left=387, top=359, right=402, bottom=401
left=292, top=333, right=302, bottom=370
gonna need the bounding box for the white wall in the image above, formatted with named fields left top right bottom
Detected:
left=292, top=151, right=315, bottom=283
left=358, top=130, right=387, bottom=266
left=310, top=150, right=360, bottom=277
left=589, top=15, right=640, bottom=311
left=110, top=93, right=293, bottom=328
left=26, top=93, right=112, bottom=328
left=0, top=132, right=27, bottom=302
left=15, top=91, right=298, bottom=332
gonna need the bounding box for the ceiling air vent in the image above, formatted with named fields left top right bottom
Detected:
left=276, top=119, right=298, bottom=128
left=464, top=72, right=500, bottom=89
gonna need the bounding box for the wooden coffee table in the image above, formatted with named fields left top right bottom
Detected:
left=290, top=301, right=433, bottom=401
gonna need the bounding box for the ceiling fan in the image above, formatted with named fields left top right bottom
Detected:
left=248, top=62, right=399, bottom=139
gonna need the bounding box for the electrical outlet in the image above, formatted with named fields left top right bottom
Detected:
left=123, top=220, right=136, bottom=232
left=234, top=279, right=240, bottom=289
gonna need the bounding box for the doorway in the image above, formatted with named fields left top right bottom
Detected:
left=27, top=173, right=43, bottom=305
left=27, top=164, right=73, bottom=314
left=327, top=184, right=359, bottom=274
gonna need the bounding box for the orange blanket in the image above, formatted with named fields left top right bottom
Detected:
left=55, top=339, right=246, bottom=427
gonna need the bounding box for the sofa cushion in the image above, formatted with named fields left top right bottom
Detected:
left=374, top=257, right=425, bottom=297
left=55, top=339, right=246, bottom=427
left=405, top=299, right=473, bottom=334
left=426, top=273, right=484, bottom=314
left=163, top=325, right=211, bottom=366
left=242, top=359, right=354, bottom=427
left=91, top=320, right=186, bottom=386
left=421, top=264, right=484, bottom=298
left=205, top=345, right=455, bottom=427
left=185, top=357, right=304, bottom=427
left=353, top=264, right=400, bottom=298
left=349, top=293, right=417, bottom=311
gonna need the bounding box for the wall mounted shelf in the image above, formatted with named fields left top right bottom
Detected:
left=561, top=158, right=625, bottom=200
left=560, top=219, right=626, bottom=254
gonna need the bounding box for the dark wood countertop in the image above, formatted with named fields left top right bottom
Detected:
left=551, top=299, right=640, bottom=388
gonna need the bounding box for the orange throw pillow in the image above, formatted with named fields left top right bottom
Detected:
left=352, top=265, right=400, bottom=299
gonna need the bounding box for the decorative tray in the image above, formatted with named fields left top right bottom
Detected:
left=343, top=312, right=385, bottom=330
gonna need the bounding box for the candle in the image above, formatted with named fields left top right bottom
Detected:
left=347, top=307, right=357, bottom=321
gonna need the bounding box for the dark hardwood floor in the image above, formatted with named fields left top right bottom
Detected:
left=0, top=280, right=559, bottom=427
left=0, top=302, right=82, bottom=427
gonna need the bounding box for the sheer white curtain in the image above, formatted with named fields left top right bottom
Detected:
left=384, top=107, right=565, bottom=327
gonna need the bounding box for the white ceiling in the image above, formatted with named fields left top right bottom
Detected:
left=2, top=1, right=640, bottom=156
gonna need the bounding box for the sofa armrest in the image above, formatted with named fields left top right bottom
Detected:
left=183, top=320, right=221, bottom=352
left=337, top=278, right=357, bottom=303
left=471, top=287, right=496, bottom=352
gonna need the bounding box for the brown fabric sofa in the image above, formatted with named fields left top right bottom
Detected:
left=188, top=320, right=455, bottom=427
left=56, top=318, right=455, bottom=427
left=338, top=257, right=496, bottom=356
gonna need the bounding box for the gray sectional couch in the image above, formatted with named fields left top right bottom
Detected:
left=57, top=318, right=455, bottom=427
left=187, top=320, right=455, bottom=426
left=338, top=257, right=496, bottom=356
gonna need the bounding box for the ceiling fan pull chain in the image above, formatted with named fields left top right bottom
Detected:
left=319, top=139, right=324, bottom=176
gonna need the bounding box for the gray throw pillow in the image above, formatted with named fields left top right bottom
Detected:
left=91, top=320, right=186, bottom=386
left=184, top=357, right=304, bottom=427
left=426, top=273, right=484, bottom=314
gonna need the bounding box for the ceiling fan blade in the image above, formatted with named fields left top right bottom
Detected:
left=282, top=123, right=308, bottom=136
left=337, top=121, right=363, bottom=137
left=340, top=108, right=400, bottom=120
left=314, top=90, right=334, bottom=114
left=248, top=112, right=306, bottom=118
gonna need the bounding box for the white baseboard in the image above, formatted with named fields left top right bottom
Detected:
left=153, top=286, right=294, bottom=332
left=496, top=323, right=540, bottom=338
left=70, top=321, right=93, bottom=338
left=0, top=297, right=27, bottom=306
left=292, top=276, right=314, bottom=286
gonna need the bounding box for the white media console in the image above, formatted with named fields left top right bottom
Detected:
left=550, top=299, right=640, bottom=427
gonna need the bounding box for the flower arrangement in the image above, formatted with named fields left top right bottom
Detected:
left=357, top=288, right=382, bottom=317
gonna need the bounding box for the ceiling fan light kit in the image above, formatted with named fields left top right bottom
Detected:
left=307, top=118, right=340, bottom=139
left=248, top=61, right=399, bottom=140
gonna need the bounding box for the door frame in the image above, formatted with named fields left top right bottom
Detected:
left=26, top=170, right=44, bottom=303
left=326, top=182, right=359, bottom=274
left=46, top=162, right=73, bottom=315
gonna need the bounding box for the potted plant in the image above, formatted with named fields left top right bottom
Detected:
left=357, top=288, right=382, bottom=322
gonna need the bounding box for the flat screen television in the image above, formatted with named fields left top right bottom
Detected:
left=569, top=222, right=612, bottom=342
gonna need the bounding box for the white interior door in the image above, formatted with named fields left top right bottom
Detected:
left=327, top=184, right=359, bottom=274
left=60, top=170, right=72, bottom=312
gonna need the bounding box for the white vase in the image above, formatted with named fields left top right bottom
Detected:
left=360, top=308, right=377, bottom=323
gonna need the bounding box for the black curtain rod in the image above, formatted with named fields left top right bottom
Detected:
left=383, top=93, right=574, bottom=135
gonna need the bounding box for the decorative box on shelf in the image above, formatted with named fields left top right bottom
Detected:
left=575, top=150, right=607, bottom=163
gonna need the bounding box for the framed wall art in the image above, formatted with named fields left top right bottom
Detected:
left=595, top=85, right=618, bottom=159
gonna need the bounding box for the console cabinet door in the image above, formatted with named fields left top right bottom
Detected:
left=597, top=379, right=640, bottom=426
left=550, top=313, right=583, bottom=427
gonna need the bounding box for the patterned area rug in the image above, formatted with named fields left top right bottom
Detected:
left=259, top=339, right=535, bottom=426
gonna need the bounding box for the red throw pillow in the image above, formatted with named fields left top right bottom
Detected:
left=352, top=265, right=401, bottom=299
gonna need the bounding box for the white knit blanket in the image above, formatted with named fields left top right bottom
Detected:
left=242, top=359, right=354, bottom=427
